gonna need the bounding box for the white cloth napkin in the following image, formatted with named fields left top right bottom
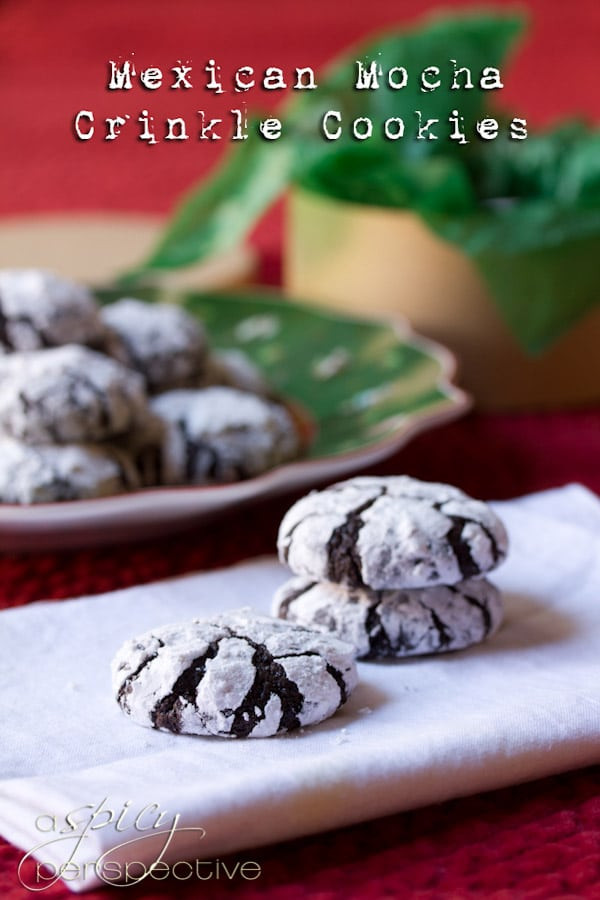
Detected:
left=1, top=485, right=600, bottom=893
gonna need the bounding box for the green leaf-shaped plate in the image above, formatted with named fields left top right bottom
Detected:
left=0, top=290, right=469, bottom=550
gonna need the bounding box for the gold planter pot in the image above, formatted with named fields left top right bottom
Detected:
left=285, top=188, right=600, bottom=410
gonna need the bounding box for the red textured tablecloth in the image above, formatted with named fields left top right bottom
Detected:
left=1, top=1, right=600, bottom=897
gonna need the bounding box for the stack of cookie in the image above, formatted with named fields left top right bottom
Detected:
left=0, top=269, right=300, bottom=503
left=274, top=476, right=508, bottom=659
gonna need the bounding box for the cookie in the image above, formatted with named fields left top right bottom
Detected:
left=101, top=298, right=208, bottom=393
left=115, top=412, right=181, bottom=488
left=0, top=437, right=140, bottom=503
left=0, top=269, right=105, bottom=353
left=273, top=576, right=503, bottom=659
left=112, top=611, right=358, bottom=738
left=150, top=387, right=300, bottom=484
left=278, top=476, right=508, bottom=590
left=200, top=349, right=272, bottom=397
left=0, top=345, right=148, bottom=444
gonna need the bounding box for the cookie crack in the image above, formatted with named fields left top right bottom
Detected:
left=227, top=644, right=304, bottom=737
left=458, top=589, right=493, bottom=635
left=326, top=487, right=386, bottom=587
left=442, top=514, right=480, bottom=580
left=364, top=600, right=394, bottom=658
left=74, top=368, right=112, bottom=431
left=325, top=663, right=348, bottom=705
left=183, top=433, right=219, bottom=481
left=0, top=298, right=15, bottom=351
left=478, top=522, right=503, bottom=565
left=18, top=390, right=61, bottom=443
left=416, top=599, right=452, bottom=649
left=434, top=501, right=502, bottom=576
left=0, top=306, right=55, bottom=351
left=26, top=445, right=78, bottom=499
left=117, top=638, right=165, bottom=712
left=106, top=446, right=139, bottom=491
left=277, top=581, right=318, bottom=617
left=271, top=649, right=320, bottom=660
left=280, top=512, right=323, bottom=565
left=151, top=638, right=222, bottom=733
left=221, top=630, right=307, bottom=737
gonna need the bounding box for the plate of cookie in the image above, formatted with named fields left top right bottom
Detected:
left=0, top=271, right=469, bottom=550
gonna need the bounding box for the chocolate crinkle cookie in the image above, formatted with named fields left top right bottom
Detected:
left=0, top=269, right=105, bottom=353
left=278, top=476, right=508, bottom=590
left=150, top=387, right=300, bottom=484
left=0, top=437, right=140, bottom=503
left=0, top=344, right=148, bottom=444
left=101, top=298, right=208, bottom=393
left=0, top=268, right=302, bottom=503
left=112, top=611, right=358, bottom=738
left=273, top=576, right=503, bottom=660
left=113, top=412, right=175, bottom=488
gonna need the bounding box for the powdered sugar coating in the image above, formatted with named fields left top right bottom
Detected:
left=101, top=298, right=207, bottom=393
left=150, top=387, right=300, bottom=484
left=0, top=437, right=140, bottom=503
left=0, top=269, right=105, bottom=353
left=278, top=476, right=508, bottom=590
left=273, top=576, right=503, bottom=659
left=112, top=611, right=358, bottom=738
left=0, top=345, right=148, bottom=444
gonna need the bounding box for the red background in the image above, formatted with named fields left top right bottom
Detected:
left=1, top=1, right=600, bottom=898
left=2, top=0, right=600, bottom=261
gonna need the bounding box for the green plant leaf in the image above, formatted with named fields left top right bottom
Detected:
left=476, top=232, right=600, bottom=354
left=300, top=148, right=477, bottom=213
left=424, top=128, right=600, bottom=353
left=306, top=10, right=524, bottom=158
left=122, top=8, right=600, bottom=355
left=125, top=10, right=524, bottom=283
left=428, top=200, right=600, bottom=353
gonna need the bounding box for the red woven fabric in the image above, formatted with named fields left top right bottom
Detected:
left=1, top=1, right=600, bottom=897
